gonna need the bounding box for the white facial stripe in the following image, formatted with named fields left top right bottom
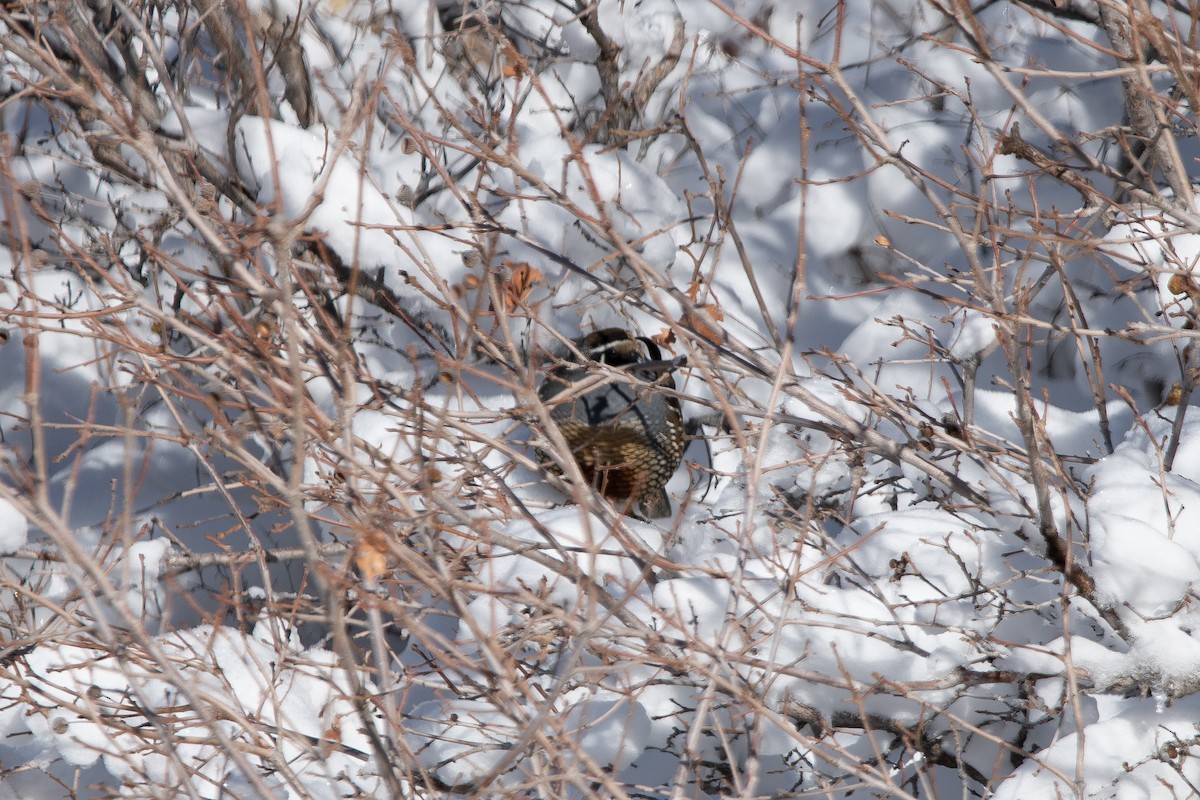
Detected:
left=591, top=338, right=648, bottom=360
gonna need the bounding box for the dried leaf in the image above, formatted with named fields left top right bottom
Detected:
left=354, top=538, right=388, bottom=584
left=651, top=328, right=676, bottom=348
left=1168, top=274, right=1195, bottom=296
left=498, top=260, right=543, bottom=310
left=684, top=304, right=725, bottom=343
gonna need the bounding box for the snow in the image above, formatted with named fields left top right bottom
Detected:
left=993, top=696, right=1200, bottom=800
left=0, top=498, right=28, bottom=554
left=5, top=0, right=1200, bottom=797
left=3, top=629, right=386, bottom=797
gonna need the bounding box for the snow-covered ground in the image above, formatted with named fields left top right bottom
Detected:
left=3, top=0, right=1200, bottom=797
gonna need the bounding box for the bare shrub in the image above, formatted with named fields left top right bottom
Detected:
left=3, top=1, right=1200, bottom=798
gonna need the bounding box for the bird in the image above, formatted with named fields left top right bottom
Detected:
left=536, top=328, right=685, bottom=519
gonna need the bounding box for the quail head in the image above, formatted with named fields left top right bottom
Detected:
left=536, top=328, right=685, bottom=519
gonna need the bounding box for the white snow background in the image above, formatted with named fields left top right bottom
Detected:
left=3, top=0, right=1200, bottom=797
